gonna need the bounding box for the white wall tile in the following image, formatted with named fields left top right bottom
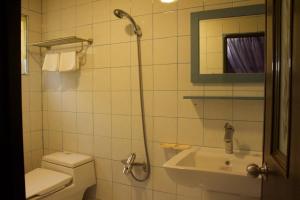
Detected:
left=153, top=11, right=177, bottom=38
left=153, top=37, right=177, bottom=65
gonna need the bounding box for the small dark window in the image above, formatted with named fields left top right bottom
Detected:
left=223, top=33, right=265, bottom=73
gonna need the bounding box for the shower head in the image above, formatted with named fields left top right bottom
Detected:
left=113, top=9, right=127, bottom=18
left=113, top=9, right=142, bottom=37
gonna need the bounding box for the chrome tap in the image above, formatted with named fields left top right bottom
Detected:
left=122, top=153, right=136, bottom=175
left=224, top=123, right=234, bottom=154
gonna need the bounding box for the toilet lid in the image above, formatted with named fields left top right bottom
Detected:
left=25, top=168, right=72, bottom=199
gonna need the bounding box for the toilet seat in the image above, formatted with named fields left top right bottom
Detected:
left=25, top=168, right=72, bottom=199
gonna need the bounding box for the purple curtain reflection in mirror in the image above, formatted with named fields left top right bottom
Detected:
left=225, top=34, right=264, bottom=73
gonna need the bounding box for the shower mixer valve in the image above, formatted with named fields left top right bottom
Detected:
left=121, top=153, right=147, bottom=175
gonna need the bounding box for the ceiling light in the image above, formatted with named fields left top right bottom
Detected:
left=161, top=0, right=178, bottom=3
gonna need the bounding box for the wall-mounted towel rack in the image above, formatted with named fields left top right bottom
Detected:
left=31, top=36, right=93, bottom=50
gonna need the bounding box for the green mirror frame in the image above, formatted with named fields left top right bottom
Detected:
left=191, top=5, right=266, bottom=83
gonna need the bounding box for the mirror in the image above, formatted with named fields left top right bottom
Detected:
left=21, top=15, right=28, bottom=75
left=191, top=5, right=265, bottom=83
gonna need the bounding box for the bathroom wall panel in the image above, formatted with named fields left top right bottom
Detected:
left=22, top=0, right=43, bottom=173
left=41, top=0, right=264, bottom=199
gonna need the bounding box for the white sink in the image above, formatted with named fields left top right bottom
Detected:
left=164, top=147, right=262, bottom=176
left=163, top=147, right=262, bottom=197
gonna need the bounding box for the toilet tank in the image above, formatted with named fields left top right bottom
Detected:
left=41, top=152, right=96, bottom=189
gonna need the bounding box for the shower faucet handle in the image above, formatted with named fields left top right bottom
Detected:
left=122, top=153, right=136, bottom=175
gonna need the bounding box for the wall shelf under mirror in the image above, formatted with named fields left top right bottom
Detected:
left=183, top=96, right=264, bottom=100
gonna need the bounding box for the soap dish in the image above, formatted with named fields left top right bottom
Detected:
left=160, top=143, right=191, bottom=151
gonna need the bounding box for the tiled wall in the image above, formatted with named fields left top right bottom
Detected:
left=40, top=0, right=264, bottom=199
left=199, top=15, right=265, bottom=74
left=21, top=0, right=43, bottom=173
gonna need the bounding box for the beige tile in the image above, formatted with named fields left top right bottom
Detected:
left=78, top=134, right=93, bottom=154
left=178, top=36, right=191, bottom=63
left=29, top=0, right=41, bottom=12
left=204, top=99, right=233, bottom=120
left=31, top=131, right=43, bottom=150
left=47, top=111, right=61, bottom=131
left=48, top=131, right=63, bottom=151
left=111, top=138, right=131, bottom=160
left=132, top=187, right=153, bottom=200
left=95, top=158, right=112, bottom=181
left=63, top=133, right=78, bottom=152
left=113, top=183, right=132, bottom=200
left=178, top=0, right=204, bottom=9
left=93, top=22, right=110, bottom=45
left=178, top=118, right=204, bottom=145
left=132, top=0, right=153, bottom=16
left=204, top=0, right=233, bottom=6
left=30, top=92, right=42, bottom=112
left=93, top=45, right=110, bottom=67
left=233, top=121, right=263, bottom=151
left=111, top=91, right=131, bottom=115
left=153, top=11, right=177, bottom=38
left=76, top=113, right=93, bottom=134
left=94, top=136, right=112, bottom=159
left=93, top=0, right=110, bottom=23
left=76, top=25, right=93, bottom=39
left=153, top=64, right=177, bottom=90
left=111, top=67, right=131, bottom=91
left=93, top=68, right=111, bottom=91
left=112, top=115, right=131, bottom=139
left=61, top=7, right=76, bottom=29
left=153, top=91, right=178, bottom=117
left=233, top=100, right=264, bottom=121
left=47, top=92, right=61, bottom=111
left=110, top=42, right=131, bottom=67
left=31, top=150, right=43, bottom=169
left=77, top=91, right=93, bottom=113
left=153, top=191, right=176, bottom=200
left=61, top=0, right=75, bottom=8
left=153, top=117, right=177, bottom=143
left=153, top=37, right=177, bottom=65
left=62, top=112, right=77, bottom=133
left=94, top=114, right=111, bottom=137
left=93, top=92, right=111, bottom=114
left=78, top=70, right=93, bottom=91
left=95, top=179, right=113, bottom=200
left=76, top=3, right=92, bottom=26
left=62, top=91, right=77, bottom=112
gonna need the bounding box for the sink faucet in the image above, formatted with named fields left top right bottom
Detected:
left=224, top=123, right=234, bottom=154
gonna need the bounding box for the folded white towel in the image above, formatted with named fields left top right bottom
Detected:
left=42, top=53, right=60, bottom=72
left=59, top=51, right=79, bottom=72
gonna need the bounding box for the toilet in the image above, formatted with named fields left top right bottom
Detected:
left=25, top=152, right=96, bottom=200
